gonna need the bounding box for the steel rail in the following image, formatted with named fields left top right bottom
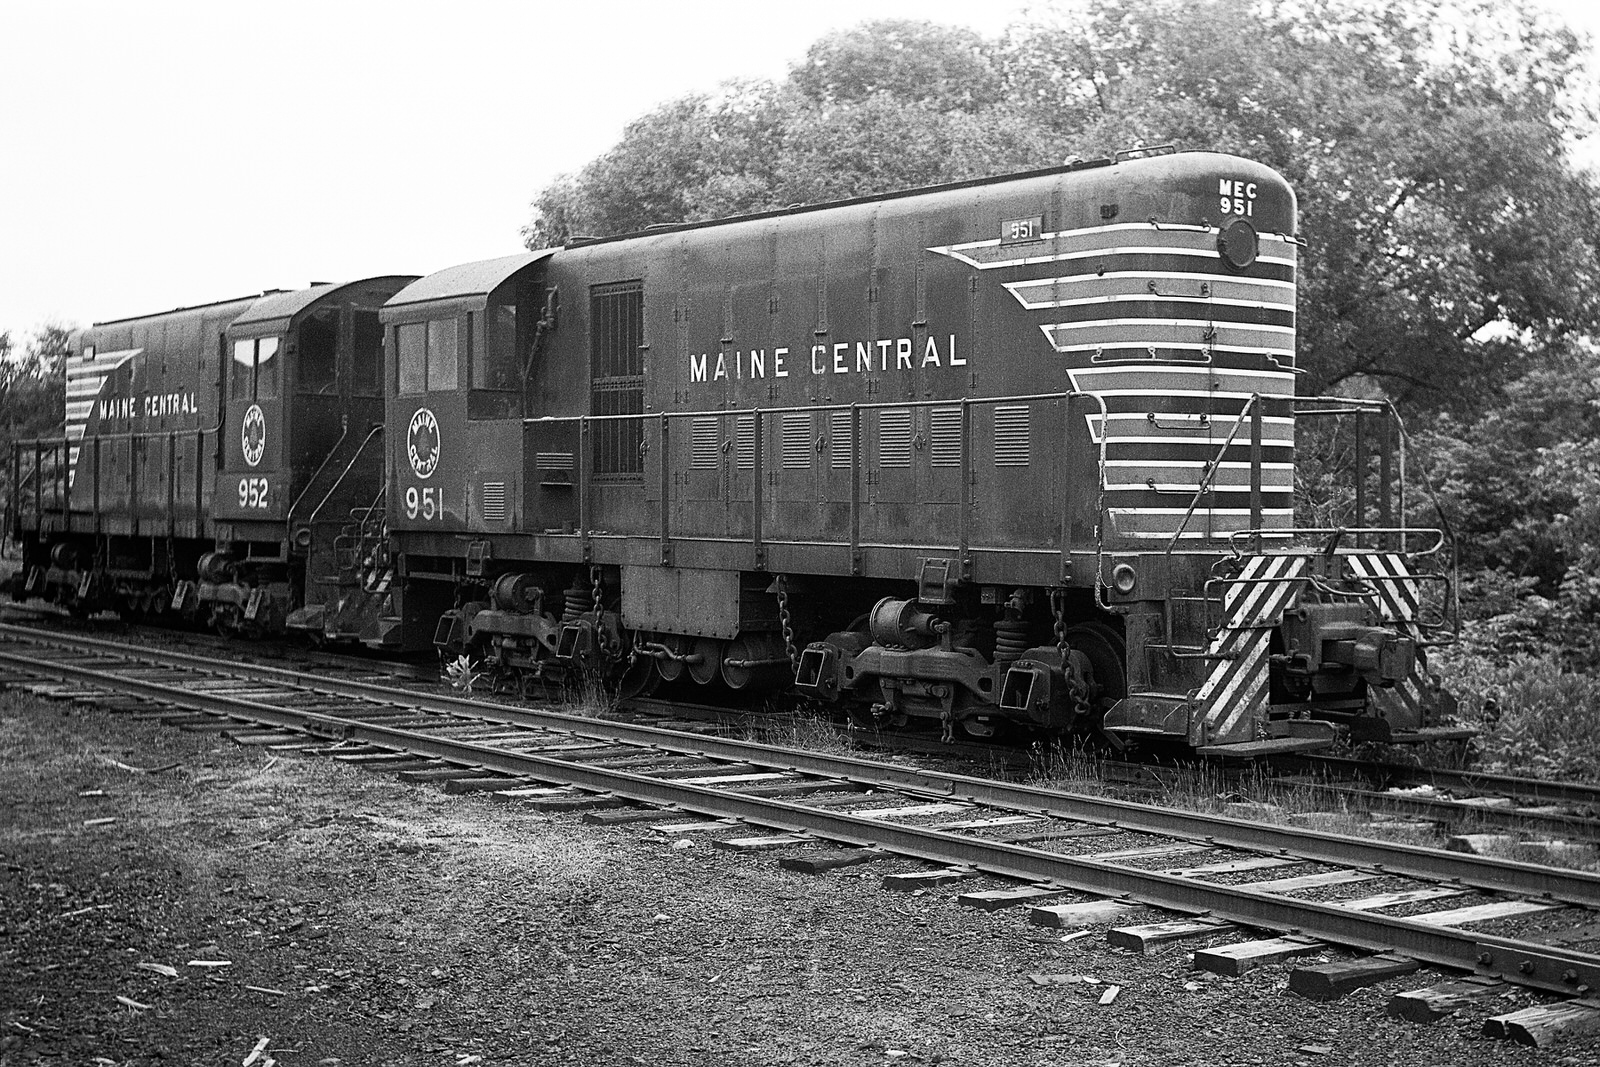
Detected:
left=4, top=621, right=1600, bottom=909
left=1315, top=784, right=1600, bottom=841
left=1299, top=754, right=1600, bottom=811
left=7, top=642, right=1600, bottom=997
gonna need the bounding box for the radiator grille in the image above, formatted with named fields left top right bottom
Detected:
left=781, top=412, right=812, bottom=470
left=929, top=407, right=962, bottom=468
left=830, top=411, right=853, bottom=469
left=994, top=405, right=1031, bottom=466
left=691, top=416, right=721, bottom=470
left=481, top=481, right=507, bottom=522
left=735, top=414, right=755, bottom=470
left=534, top=452, right=572, bottom=470
left=879, top=408, right=912, bottom=468
left=589, top=281, right=644, bottom=479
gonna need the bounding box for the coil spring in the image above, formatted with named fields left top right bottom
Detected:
left=994, top=617, right=1029, bottom=666
left=560, top=580, right=593, bottom=626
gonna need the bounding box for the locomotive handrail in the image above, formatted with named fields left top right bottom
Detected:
left=1162, top=393, right=1261, bottom=556
left=297, top=422, right=384, bottom=529
left=1292, top=395, right=1391, bottom=410
left=1159, top=393, right=1262, bottom=658
left=1292, top=395, right=1460, bottom=639
left=523, top=390, right=1115, bottom=423
left=1224, top=526, right=1447, bottom=558
left=11, top=423, right=223, bottom=538
left=13, top=421, right=219, bottom=447
left=285, top=416, right=352, bottom=529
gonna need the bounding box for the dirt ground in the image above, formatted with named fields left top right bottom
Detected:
left=3, top=690, right=1598, bottom=1067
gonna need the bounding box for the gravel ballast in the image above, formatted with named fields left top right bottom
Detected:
left=0, top=691, right=1592, bottom=1065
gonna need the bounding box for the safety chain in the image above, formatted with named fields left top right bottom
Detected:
left=1050, top=588, right=1070, bottom=656
left=775, top=573, right=799, bottom=672
left=1049, top=589, right=1091, bottom=719
left=590, top=565, right=614, bottom=658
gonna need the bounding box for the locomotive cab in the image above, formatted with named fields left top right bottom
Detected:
left=200, top=276, right=416, bottom=638
left=371, top=251, right=561, bottom=651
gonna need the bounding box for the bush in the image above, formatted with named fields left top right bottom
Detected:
left=1436, top=646, right=1600, bottom=780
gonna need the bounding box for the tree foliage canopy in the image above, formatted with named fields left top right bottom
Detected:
left=0, top=323, right=70, bottom=526
left=1, top=324, right=68, bottom=440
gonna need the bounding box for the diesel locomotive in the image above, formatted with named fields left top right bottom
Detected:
left=10, top=277, right=416, bottom=641
left=10, top=148, right=1459, bottom=754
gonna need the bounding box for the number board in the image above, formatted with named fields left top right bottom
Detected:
left=1000, top=215, right=1045, bottom=245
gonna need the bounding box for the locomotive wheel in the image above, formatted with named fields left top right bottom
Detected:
left=687, top=637, right=722, bottom=685
left=1062, top=621, right=1127, bottom=717
left=651, top=632, right=693, bottom=682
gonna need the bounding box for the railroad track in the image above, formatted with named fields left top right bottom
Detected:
left=1285, top=754, right=1600, bottom=840
left=23, top=604, right=1590, bottom=843
left=5, top=620, right=1600, bottom=1045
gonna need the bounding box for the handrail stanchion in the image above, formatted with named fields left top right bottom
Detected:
left=1353, top=409, right=1366, bottom=549
left=1250, top=398, right=1263, bottom=554
left=658, top=414, right=671, bottom=564
left=752, top=409, right=764, bottom=569
left=959, top=398, right=971, bottom=577
left=578, top=417, right=591, bottom=563
left=849, top=404, right=861, bottom=575
left=1379, top=406, right=1395, bottom=550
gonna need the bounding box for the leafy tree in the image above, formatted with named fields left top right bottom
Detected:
left=1402, top=346, right=1600, bottom=664
left=761, top=95, right=1050, bottom=208
left=524, top=81, right=791, bottom=247
left=1, top=324, right=67, bottom=439
left=522, top=23, right=1054, bottom=247
left=1, top=324, right=70, bottom=543
left=1001, top=0, right=1600, bottom=404
left=790, top=20, right=1003, bottom=112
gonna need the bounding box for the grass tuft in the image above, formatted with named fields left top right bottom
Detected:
left=560, top=665, right=620, bottom=720
left=747, top=703, right=857, bottom=756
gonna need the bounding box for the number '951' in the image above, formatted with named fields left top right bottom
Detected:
left=406, top=486, right=440, bottom=520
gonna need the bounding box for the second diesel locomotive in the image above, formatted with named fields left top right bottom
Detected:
left=10, top=277, right=415, bottom=642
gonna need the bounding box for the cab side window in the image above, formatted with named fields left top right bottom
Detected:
left=256, top=337, right=280, bottom=399
left=297, top=309, right=338, bottom=395
left=231, top=336, right=281, bottom=400
left=231, top=340, right=255, bottom=400
left=351, top=310, right=383, bottom=397
left=397, top=318, right=460, bottom=395
left=427, top=318, right=458, bottom=392
left=397, top=323, right=426, bottom=394
left=478, top=302, right=520, bottom=390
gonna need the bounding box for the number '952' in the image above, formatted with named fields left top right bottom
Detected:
left=238, top=477, right=270, bottom=509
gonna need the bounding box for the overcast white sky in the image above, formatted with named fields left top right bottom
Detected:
left=1, top=0, right=1596, bottom=336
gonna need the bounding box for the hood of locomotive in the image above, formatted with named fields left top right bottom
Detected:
left=922, top=153, right=1299, bottom=549
left=63, top=296, right=258, bottom=505
left=635, top=149, right=1301, bottom=555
